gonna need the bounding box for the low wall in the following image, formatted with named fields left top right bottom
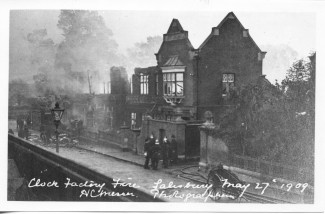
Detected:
left=79, top=128, right=138, bottom=152
left=8, top=134, right=161, bottom=201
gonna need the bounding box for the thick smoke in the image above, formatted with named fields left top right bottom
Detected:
left=54, top=10, right=122, bottom=94
left=9, top=10, right=163, bottom=97
left=127, top=35, right=162, bottom=68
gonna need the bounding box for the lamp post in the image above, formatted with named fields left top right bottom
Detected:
left=51, top=102, right=65, bottom=153
left=240, top=122, right=247, bottom=156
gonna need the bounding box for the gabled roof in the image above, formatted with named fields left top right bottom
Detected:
left=198, top=12, right=262, bottom=52
left=167, top=19, right=184, bottom=34
left=156, top=18, right=193, bottom=55
left=163, top=55, right=184, bottom=67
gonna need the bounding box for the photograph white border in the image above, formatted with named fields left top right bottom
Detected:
left=1, top=0, right=324, bottom=212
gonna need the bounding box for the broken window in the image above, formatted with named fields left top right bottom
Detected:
left=130, top=77, right=133, bottom=94
left=131, top=112, right=136, bottom=129
left=140, top=74, right=148, bottom=95
left=108, top=81, right=111, bottom=94
left=222, top=73, right=235, bottom=97
left=163, top=73, right=184, bottom=96
left=155, top=74, right=159, bottom=95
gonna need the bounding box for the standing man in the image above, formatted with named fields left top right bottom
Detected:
left=151, top=139, right=161, bottom=170
left=144, top=134, right=155, bottom=169
left=23, top=120, right=29, bottom=140
left=161, top=136, right=170, bottom=168
left=143, top=137, right=151, bottom=169
left=169, top=135, right=178, bottom=165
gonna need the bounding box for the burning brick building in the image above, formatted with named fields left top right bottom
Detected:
left=127, top=12, right=267, bottom=158
left=68, top=12, right=267, bottom=159
left=70, top=66, right=129, bottom=131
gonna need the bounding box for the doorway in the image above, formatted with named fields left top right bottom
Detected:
left=159, top=129, right=166, bottom=143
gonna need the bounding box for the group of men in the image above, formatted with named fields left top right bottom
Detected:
left=143, top=134, right=178, bottom=170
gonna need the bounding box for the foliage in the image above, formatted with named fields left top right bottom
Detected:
left=27, top=29, right=56, bottom=78
left=9, top=79, right=30, bottom=106
left=217, top=53, right=315, bottom=168
left=27, top=94, right=72, bottom=113
left=56, top=10, right=119, bottom=75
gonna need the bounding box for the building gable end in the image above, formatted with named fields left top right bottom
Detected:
left=198, top=12, right=263, bottom=53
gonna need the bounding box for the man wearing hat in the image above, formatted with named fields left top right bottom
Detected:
left=169, top=135, right=178, bottom=165
left=143, top=134, right=155, bottom=169
left=151, top=139, right=161, bottom=170
left=161, top=136, right=170, bottom=168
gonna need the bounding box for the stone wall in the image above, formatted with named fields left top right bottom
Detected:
left=199, top=124, right=230, bottom=168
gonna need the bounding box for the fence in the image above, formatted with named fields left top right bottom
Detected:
left=78, top=128, right=137, bottom=151
left=98, top=130, right=123, bottom=149
left=200, top=126, right=314, bottom=184
left=228, top=154, right=313, bottom=184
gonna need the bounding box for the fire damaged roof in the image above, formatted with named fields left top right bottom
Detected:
left=134, top=66, right=158, bottom=75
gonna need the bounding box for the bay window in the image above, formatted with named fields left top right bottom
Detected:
left=163, top=73, right=184, bottom=96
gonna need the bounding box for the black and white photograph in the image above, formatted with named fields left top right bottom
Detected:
left=1, top=0, right=324, bottom=212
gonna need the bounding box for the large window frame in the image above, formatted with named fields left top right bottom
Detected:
left=163, top=72, right=184, bottom=97
left=140, top=74, right=148, bottom=95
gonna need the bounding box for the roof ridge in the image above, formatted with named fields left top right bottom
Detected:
left=167, top=18, right=184, bottom=34
left=198, top=12, right=262, bottom=52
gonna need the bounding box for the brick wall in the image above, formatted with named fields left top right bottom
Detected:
left=110, top=66, right=128, bottom=95
left=137, top=118, right=186, bottom=157
left=157, top=39, right=195, bottom=107
left=197, top=17, right=263, bottom=120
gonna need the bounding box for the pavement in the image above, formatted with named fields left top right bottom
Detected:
left=75, top=140, right=313, bottom=204
left=7, top=121, right=313, bottom=203
left=17, top=135, right=231, bottom=203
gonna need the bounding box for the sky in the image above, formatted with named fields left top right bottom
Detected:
left=99, top=11, right=315, bottom=56
left=9, top=10, right=316, bottom=83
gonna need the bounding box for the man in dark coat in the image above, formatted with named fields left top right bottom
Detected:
left=143, top=134, right=155, bottom=169
left=17, top=118, right=24, bottom=138
left=24, top=120, right=29, bottom=140
left=151, top=139, right=161, bottom=170
left=169, top=135, right=178, bottom=165
left=161, top=137, right=170, bottom=168
left=143, top=137, right=151, bottom=169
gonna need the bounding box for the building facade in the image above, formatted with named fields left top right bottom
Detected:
left=126, top=12, right=266, bottom=158
left=67, top=12, right=267, bottom=159
left=70, top=66, right=129, bottom=131
left=195, top=12, right=266, bottom=120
